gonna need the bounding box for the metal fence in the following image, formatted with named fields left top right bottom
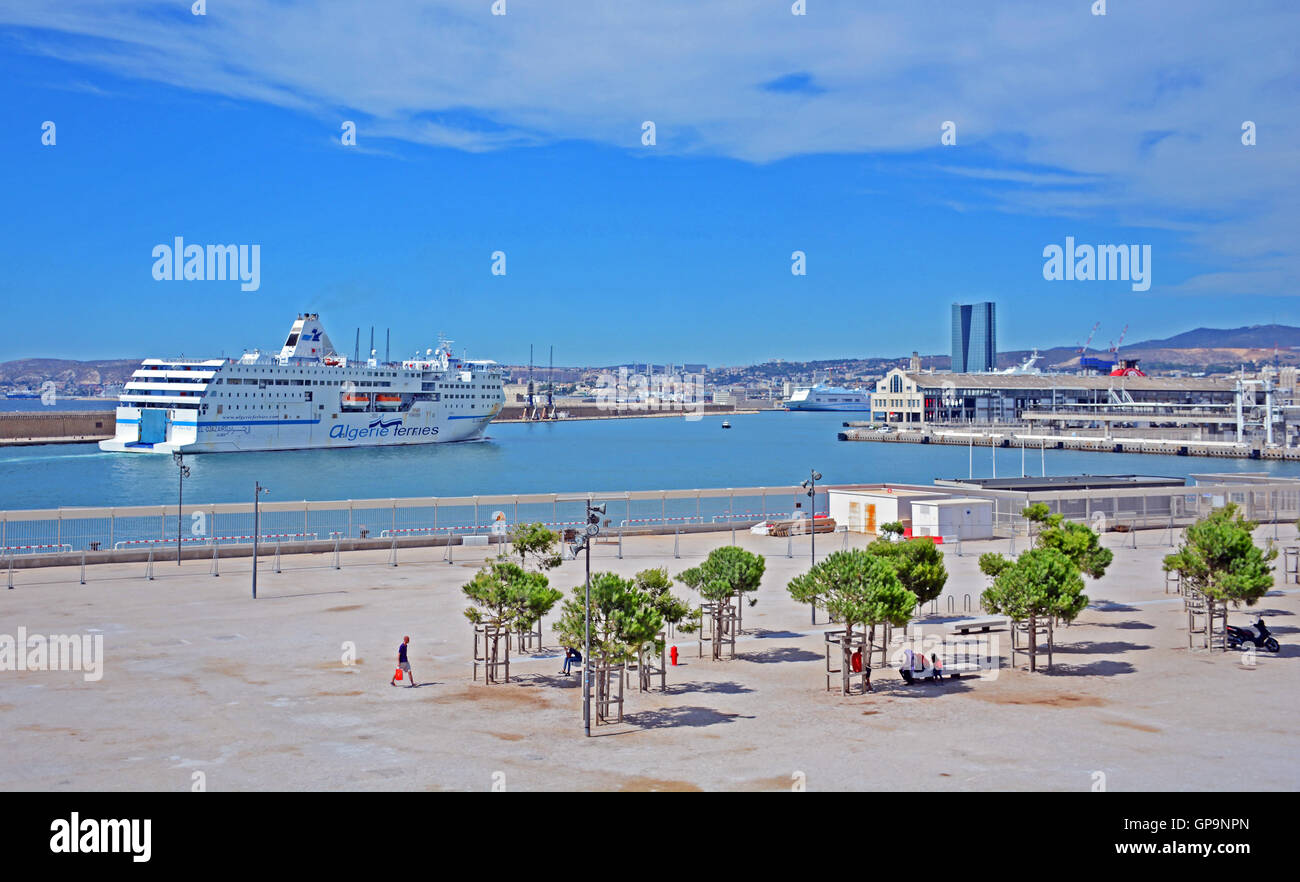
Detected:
left=0, top=486, right=829, bottom=555
left=994, top=482, right=1300, bottom=539
left=3, top=478, right=1297, bottom=559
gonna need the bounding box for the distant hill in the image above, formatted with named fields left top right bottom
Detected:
left=3, top=323, right=1298, bottom=393
left=996, top=324, right=1300, bottom=372
left=1127, top=324, right=1300, bottom=350
left=0, top=358, right=140, bottom=394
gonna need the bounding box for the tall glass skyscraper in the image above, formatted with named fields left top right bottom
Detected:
left=951, top=302, right=997, bottom=373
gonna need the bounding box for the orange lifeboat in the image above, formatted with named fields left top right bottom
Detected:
left=341, top=392, right=370, bottom=408
left=374, top=394, right=402, bottom=409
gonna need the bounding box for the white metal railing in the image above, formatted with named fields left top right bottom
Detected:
left=2, top=543, right=72, bottom=555
left=0, top=485, right=825, bottom=555
left=111, top=532, right=318, bottom=550
left=2, top=478, right=1297, bottom=556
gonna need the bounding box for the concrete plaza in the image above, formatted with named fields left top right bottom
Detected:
left=2, top=525, right=1298, bottom=791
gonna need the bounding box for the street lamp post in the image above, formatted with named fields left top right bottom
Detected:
left=571, top=499, right=604, bottom=737
left=584, top=501, right=592, bottom=737
left=800, top=469, right=822, bottom=625
left=173, top=452, right=190, bottom=565
left=252, top=482, right=269, bottom=599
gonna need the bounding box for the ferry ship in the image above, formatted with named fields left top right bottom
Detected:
left=99, top=314, right=505, bottom=453
left=783, top=384, right=872, bottom=412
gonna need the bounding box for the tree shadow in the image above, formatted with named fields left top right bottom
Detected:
left=751, top=629, right=804, bottom=639
left=624, top=706, right=754, bottom=730
left=1089, top=600, right=1140, bottom=612
left=1055, top=640, right=1151, bottom=655
left=869, top=676, right=976, bottom=697
left=737, top=647, right=822, bottom=664
left=667, top=680, right=754, bottom=696
left=1044, top=660, right=1136, bottom=676
left=1091, top=620, right=1155, bottom=630
left=516, top=672, right=581, bottom=689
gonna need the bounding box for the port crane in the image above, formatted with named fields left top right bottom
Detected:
left=527, top=344, right=536, bottom=420
left=542, top=345, right=555, bottom=420
left=1108, top=324, right=1128, bottom=358
left=1078, top=322, right=1100, bottom=360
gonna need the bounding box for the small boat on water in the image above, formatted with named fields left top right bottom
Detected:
left=721, top=420, right=731, bottom=429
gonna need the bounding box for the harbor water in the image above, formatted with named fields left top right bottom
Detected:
left=3, top=411, right=1299, bottom=511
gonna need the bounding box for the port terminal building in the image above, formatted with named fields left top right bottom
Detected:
left=868, top=369, right=1289, bottom=446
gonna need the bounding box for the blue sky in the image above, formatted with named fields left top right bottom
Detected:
left=0, top=1, right=1296, bottom=366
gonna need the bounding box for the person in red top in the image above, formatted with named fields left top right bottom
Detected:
left=850, top=648, right=872, bottom=691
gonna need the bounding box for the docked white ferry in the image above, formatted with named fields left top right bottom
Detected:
left=100, top=314, right=505, bottom=453
left=783, top=384, right=872, bottom=412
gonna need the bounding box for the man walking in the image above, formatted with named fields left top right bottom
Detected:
left=391, top=635, right=417, bottom=687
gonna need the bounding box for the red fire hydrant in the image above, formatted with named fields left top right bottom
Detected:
left=670, top=645, right=679, bottom=666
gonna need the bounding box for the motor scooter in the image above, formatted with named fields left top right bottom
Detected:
left=1226, top=617, right=1280, bottom=653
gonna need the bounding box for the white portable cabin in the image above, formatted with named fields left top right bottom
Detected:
left=827, top=488, right=937, bottom=534
left=909, top=498, right=993, bottom=541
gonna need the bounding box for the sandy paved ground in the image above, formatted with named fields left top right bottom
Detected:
left=2, top=525, right=1298, bottom=792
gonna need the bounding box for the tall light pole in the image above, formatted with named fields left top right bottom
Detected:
left=801, top=470, right=822, bottom=625
left=252, top=482, right=269, bottom=599
left=570, top=499, right=604, bottom=737
left=173, top=452, right=190, bottom=565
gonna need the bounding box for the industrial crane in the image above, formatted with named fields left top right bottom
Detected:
left=1108, top=324, right=1129, bottom=357
left=1078, top=322, right=1100, bottom=360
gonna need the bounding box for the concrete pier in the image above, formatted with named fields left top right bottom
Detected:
left=837, top=427, right=1300, bottom=461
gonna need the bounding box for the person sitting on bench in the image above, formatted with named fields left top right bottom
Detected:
left=900, top=648, right=932, bottom=684
left=562, top=646, right=581, bottom=676
left=930, top=652, right=944, bottom=681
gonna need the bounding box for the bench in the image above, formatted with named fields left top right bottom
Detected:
left=947, top=615, right=1010, bottom=635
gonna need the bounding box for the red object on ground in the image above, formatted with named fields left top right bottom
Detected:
left=670, top=646, right=679, bottom=666
left=394, top=667, right=403, bottom=681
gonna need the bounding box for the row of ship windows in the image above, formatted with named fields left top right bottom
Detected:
left=126, top=390, right=496, bottom=401
left=223, top=367, right=409, bottom=378
left=220, top=378, right=395, bottom=388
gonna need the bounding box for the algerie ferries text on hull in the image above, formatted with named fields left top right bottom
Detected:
left=99, top=314, right=505, bottom=454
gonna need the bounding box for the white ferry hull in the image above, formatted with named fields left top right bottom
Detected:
left=783, top=383, right=871, bottom=412
left=100, top=406, right=497, bottom=454
left=98, top=314, right=506, bottom=455
left=785, top=401, right=872, bottom=412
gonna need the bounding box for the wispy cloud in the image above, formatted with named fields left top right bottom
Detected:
left=1, top=0, right=1297, bottom=295
left=759, top=72, right=826, bottom=96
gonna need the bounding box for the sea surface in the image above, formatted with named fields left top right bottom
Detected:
left=2, top=411, right=1298, bottom=511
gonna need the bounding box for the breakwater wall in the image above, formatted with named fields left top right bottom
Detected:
left=0, top=410, right=115, bottom=445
